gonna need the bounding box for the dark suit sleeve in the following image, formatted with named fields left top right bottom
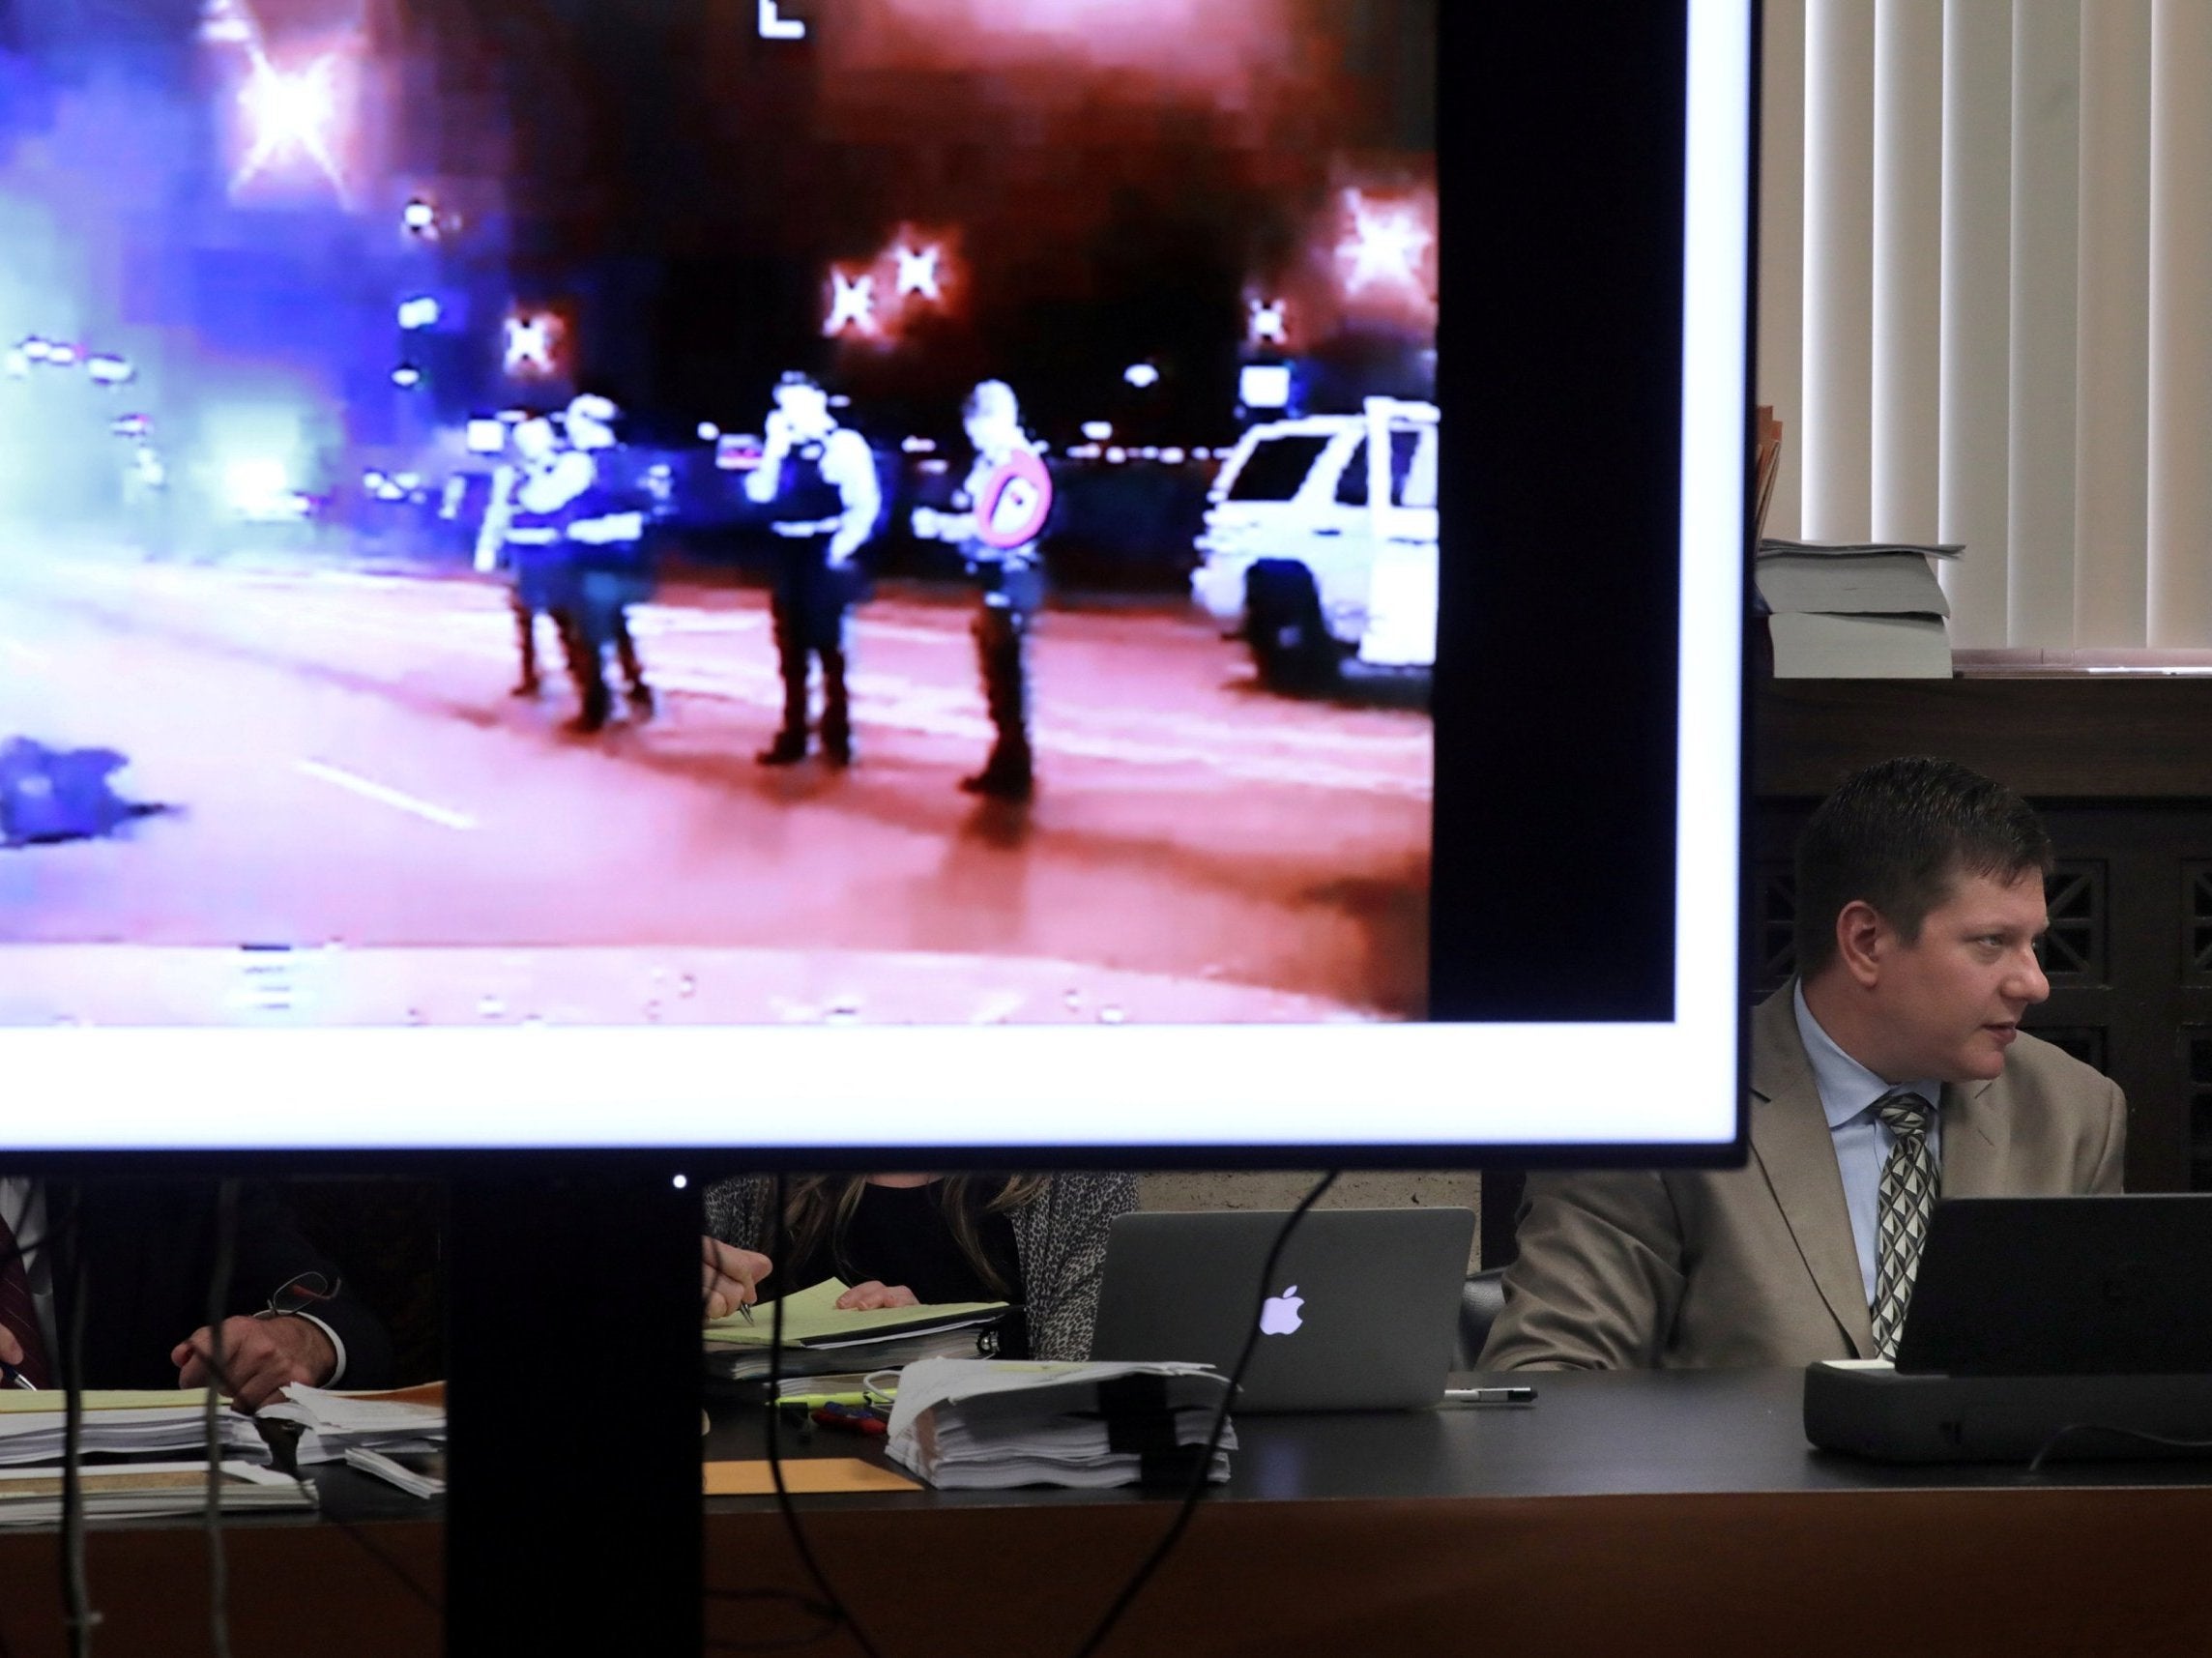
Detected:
left=226, top=1184, right=396, bottom=1389
left=1479, top=1169, right=1688, bottom=1371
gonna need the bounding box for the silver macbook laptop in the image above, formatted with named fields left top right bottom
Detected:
left=1089, top=1207, right=1476, bottom=1411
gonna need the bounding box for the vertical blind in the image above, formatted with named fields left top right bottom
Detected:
left=1761, top=0, right=2212, bottom=650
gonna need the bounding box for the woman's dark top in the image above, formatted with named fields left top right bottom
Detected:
left=706, top=1173, right=1141, bottom=1362
left=774, top=1181, right=1024, bottom=1310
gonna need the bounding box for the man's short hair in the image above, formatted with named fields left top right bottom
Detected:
left=1792, top=757, right=2053, bottom=976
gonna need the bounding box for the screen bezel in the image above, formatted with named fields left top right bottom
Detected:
left=0, top=0, right=1755, bottom=1171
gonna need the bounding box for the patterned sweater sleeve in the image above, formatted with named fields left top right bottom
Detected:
left=1013, top=1173, right=1141, bottom=1362
left=705, top=1172, right=1139, bottom=1363
left=702, top=1176, right=773, bottom=1254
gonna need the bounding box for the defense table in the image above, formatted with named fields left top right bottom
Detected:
left=0, top=1368, right=2205, bottom=1656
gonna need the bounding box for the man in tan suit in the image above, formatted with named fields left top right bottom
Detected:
left=1482, top=757, right=2126, bottom=1371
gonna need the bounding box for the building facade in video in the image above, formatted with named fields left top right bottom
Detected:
left=0, top=0, right=1438, bottom=1028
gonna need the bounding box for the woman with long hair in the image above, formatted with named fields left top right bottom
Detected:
left=700, top=1172, right=1137, bottom=1361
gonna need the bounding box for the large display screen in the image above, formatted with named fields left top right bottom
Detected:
left=0, top=0, right=1748, bottom=1153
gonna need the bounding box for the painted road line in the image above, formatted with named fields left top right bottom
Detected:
left=294, top=760, right=479, bottom=830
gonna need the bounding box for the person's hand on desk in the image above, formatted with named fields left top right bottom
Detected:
left=0, top=1326, right=21, bottom=1370
left=702, top=1236, right=772, bottom=1321
left=835, top=1282, right=918, bottom=1311
left=172, top=1315, right=336, bottom=1412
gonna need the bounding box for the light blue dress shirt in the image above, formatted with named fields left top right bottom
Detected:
left=1791, top=982, right=1943, bottom=1304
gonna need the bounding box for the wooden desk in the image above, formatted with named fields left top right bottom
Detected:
left=1, top=1370, right=2206, bottom=1656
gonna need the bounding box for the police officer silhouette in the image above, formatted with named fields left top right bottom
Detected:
left=558, top=393, right=656, bottom=732
left=913, top=380, right=1050, bottom=800
left=476, top=416, right=587, bottom=707
left=744, top=373, right=880, bottom=767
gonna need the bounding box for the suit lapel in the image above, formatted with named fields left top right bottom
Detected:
left=1936, top=1074, right=2005, bottom=1196
left=1748, top=990, right=1877, bottom=1357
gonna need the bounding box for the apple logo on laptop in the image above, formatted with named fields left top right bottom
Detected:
left=1259, top=1286, right=1304, bottom=1335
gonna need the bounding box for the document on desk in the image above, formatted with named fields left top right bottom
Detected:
left=257, top=1383, right=446, bottom=1466
left=0, top=1392, right=268, bottom=1467
left=703, top=1278, right=1007, bottom=1350
left=703, top=1458, right=919, bottom=1497
left=885, top=1358, right=1235, bottom=1490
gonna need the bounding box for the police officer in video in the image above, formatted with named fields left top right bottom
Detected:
left=743, top=373, right=881, bottom=767
left=475, top=416, right=581, bottom=703
left=558, top=393, right=656, bottom=733
left=913, top=380, right=1051, bottom=800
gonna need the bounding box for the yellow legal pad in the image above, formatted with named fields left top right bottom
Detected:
left=0, top=1389, right=223, bottom=1413
left=703, top=1278, right=1004, bottom=1349
left=704, top=1459, right=917, bottom=1497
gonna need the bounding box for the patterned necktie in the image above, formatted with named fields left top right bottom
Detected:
left=0, top=1211, right=52, bottom=1389
left=1869, top=1089, right=1938, bottom=1362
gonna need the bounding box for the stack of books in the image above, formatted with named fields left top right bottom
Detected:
left=884, top=1357, right=1235, bottom=1490
left=0, top=1461, right=311, bottom=1527
left=1755, top=538, right=1963, bottom=679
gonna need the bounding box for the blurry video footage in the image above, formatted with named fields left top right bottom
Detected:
left=0, top=0, right=1437, bottom=1027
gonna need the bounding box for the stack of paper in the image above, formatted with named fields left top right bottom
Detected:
left=257, top=1384, right=445, bottom=1466
left=704, top=1279, right=1007, bottom=1353
left=884, top=1358, right=1235, bottom=1490
left=0, top=1391, right=267, bottom=1468
left=710, top=1325, right=995, bottom=1390
left=0, top=1462, right=310, bottom=1527
left=344, top=1447, right=446, bottom=1498
left=1756, top=538, right=1962, bottom=679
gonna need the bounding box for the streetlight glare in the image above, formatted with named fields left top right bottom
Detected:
left=824, top=269, right=878, bottom=337
left=1336, top=190, right=1435, bottom=297
left=232, top=40, right=350, bottom=202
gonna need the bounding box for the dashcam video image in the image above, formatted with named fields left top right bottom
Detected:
left=0, top=0, right=1438, bottom=1028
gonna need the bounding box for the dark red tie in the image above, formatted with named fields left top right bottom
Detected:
left=0, top=1212, right=52, bottom=1389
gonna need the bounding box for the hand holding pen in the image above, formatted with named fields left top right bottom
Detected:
left=701, top=1236, right=771, bottom=1324
left=0, top=1327, right=33, bottom=1390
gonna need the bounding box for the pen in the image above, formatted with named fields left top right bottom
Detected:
left=2, top=1365, right=35, bottom=1392
left=809, top=1402, right=887, bottom=1437
left=1444, top=1385, right=1535, bottom=1405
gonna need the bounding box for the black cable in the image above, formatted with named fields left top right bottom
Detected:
left=2025, top=1421, right=2212, bottom=1475
left=1070, top=1169, right=1341, bottom=1658
left=217, top=1338, right=446, bottom=1619
left=0, top=1211, right=83, bottom=1276
left=201, top=1179, right=241, bottom=1658
left=52, top=1184, right=97, bottom=1658
left=756, top=1170, right=888, bottom=1658
left=699, top=1183, right=846, bottom=1653
left=702, top=1590, right=844, bottom=1654
left=145, top=1186, right=445, bottom=1623
left=4, top=1179, right=442, bottom=1634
